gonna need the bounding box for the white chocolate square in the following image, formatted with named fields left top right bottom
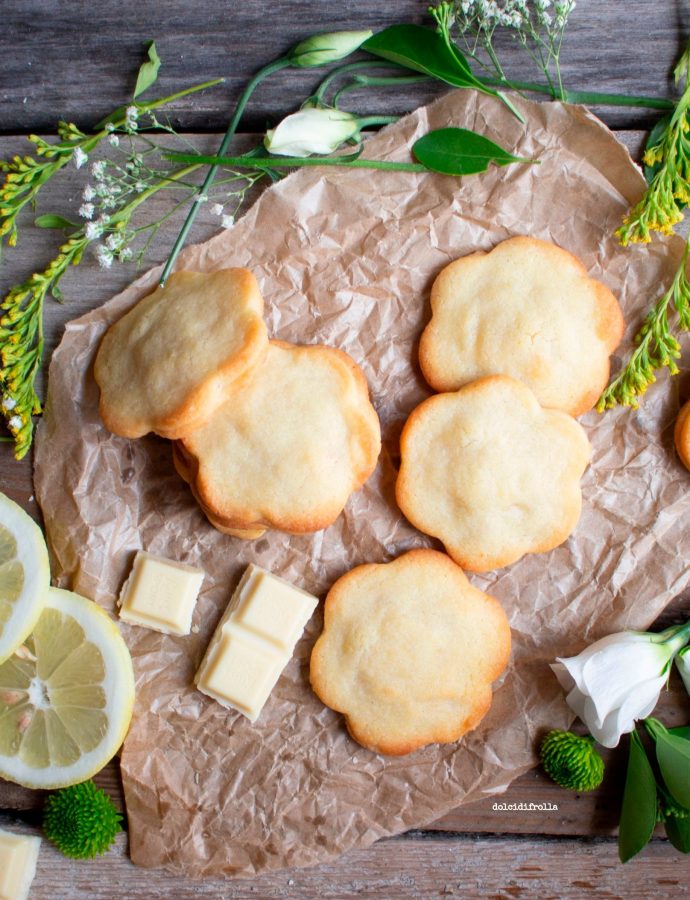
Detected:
left=118, top=551, right=204, bottom=635
left=234, top=568, right=319, bottom=651
left=0, top=829, right=41, bottom=900
left=199, top=633, right=285, bottom=721
left=195, top=564, right=319, bottom=722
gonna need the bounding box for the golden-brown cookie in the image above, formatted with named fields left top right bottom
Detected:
left=176, top=340, right=381, bottom=536
left=675, top=399, right=690, bottom=472
left=94, top=268, right=268, bottom=439
left=396, top=375, right=591, bottom=572
left=419, top=236, right=624, bottom=416
left=310, top=549, right=511, bottom=756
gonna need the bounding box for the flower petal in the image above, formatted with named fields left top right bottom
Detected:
left=587, top=674, right=666, bottom=748
left=555, top=632, right=650, bottom=694
left=580, top=639, right=668, bottom=723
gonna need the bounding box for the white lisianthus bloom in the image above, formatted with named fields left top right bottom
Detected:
left=290, top=30, right=373, bottom=68
left=676, top=645, right=690, bottom=698
left=264, top=108, right=361, bottom=158
left=552, top=623, right=690, bottom=748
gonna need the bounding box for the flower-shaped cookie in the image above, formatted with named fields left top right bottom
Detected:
left=310, top=549, right=511, bottom=755
left=419, top=236, right=624, bottom=416
left=95, top=268, right=268, bottom=439
left=396, top=375, right=591, bottom=572
left=175, top=340, right=381, bottom=537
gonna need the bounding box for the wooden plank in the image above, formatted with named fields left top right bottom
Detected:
left=0, top=826, right=678, bottom=898
left=0, top=1, right=680, bottom=134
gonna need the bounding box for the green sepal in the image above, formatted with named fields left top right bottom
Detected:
left=618, top=730, right=658, bottom=863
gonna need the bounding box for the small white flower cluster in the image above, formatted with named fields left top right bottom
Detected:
left=455, top=0, right=575, bottom=33
left=125, top=105, right=139, bottom=133
left=73, top=146, right=88, bottom=169
left=210, top=202, right=234, bottom=230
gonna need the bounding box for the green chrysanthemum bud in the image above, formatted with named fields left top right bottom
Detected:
left=540, top=730, right=605, bottom=792
left=43, top=780, right=122, bottom=859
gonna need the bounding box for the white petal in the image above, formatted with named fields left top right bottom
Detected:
left=580, top=640, right=668, bottom=723
left=555, top=632, right=649, bottom=693
left=588, top=674, right=666, bottom=748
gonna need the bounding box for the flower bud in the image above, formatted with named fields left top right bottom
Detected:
left=264, top=108, right=361, bottom=158
left=289, top=30, right=373, bottom=68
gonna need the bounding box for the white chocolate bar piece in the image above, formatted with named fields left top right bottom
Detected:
left=0, top=829, right=41, bottom=900
left=118, top=550, right=204, bottom=635
left=195, top=564, right=318, bottom=722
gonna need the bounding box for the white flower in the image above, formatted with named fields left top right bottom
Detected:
left=552, top=623, right=690, bottom=748
left=108, top=134, right=120, bottom=147
left=125, top=105, right=139, bottom=131
left=8, top=415, right=23, bottom=432
left=118, top=247, right=133, bottom=262
left=85, top=222, right=103, bottom=240
left=221, top=214, right=234, bottom=229
left=290, top=30, right=373, bottom=68
left=105, top=122, right=116, bottom=133
left=91, top=160, right=107, bottom=179
left=82, top=184, right=96, bottom=201
left=73, top=147, right=88, bottom=169
left=95, top=245, right=114, bottom=269
left=105, top=233, right=123, bottom=251
left=676, top=646, right=690, bottom=698
left=211, top=203, right=224, bottom=217
left=1, top=396, right=16, bottom=411
left=78, top=203, right=94, bottom=220
left=265, top=108, right=361, bottom=157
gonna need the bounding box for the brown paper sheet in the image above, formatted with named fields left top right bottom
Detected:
left=34, top=89, right=690, bottom=877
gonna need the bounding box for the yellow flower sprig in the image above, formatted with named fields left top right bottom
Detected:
left=598, top=242, right=690, bottom=411
left=0, top=236, right=88, bottom=458
left=0, top=123, right=97, bottom=247
left=598, top=42, right=690, bottom=411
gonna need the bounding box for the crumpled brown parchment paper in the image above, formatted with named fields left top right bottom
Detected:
left=34, top=89, right=690, bottom=877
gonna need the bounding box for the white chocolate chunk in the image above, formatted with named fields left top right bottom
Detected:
left=118, top=551, right=204, bottom=635
left=195, top=564, right=318, bottom=722
left=0, top=829, right=41, bottom=900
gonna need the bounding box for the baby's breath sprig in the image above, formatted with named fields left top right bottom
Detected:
left=597, top=242, right=690, bottom=411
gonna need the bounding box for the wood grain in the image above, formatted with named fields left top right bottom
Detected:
left=0, top=1, right=684, bottom=134
left=0, top=827, right=679, bottom=898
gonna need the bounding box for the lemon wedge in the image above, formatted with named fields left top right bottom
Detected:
left=0, top=492, right=50, bottom=664
left=0, top=588, right=135, bottom=788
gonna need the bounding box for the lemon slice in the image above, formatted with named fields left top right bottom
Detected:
left=0, top=588, right=135, bottom=788
left=0, top=492, right=50, bottom=664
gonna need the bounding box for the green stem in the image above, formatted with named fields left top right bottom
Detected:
left=356, top=115, right=399, bottom=129
left=477, top=76, right=674, bottom=109
left=654, top=620, right=690, bottom=652
left=159, top=57, right=291, bottom=287
left=164, top=150, right=427, bottom=173
left=311, top=60, right=408, bottom=104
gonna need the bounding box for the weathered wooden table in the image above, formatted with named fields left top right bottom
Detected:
left=1, top=1, right=689, bottom=896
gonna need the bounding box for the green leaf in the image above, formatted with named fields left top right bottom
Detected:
left=665, top=815, right=690, bottom=853
left=133, top=40, right=161, bottom=100
left=34, top=215, right=77, bottom=230
left=655, top=730, right=690, bottom=809
left=412, top=127, right=532, bottom=177
left=618, top=731, right=658, bottom=863
left=669, top=726, right=690, bottom=741
left=363, top=26, right=478, bottom=87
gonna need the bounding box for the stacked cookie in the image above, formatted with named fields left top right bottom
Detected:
left=396, top=236, right=625, bottom=572
left=95, top=269, right=381, bottom=538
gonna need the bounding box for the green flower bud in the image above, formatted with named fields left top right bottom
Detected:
left=43, top=780, right=122, bottom=859
left=540, top=729, right=605, bottom=792
left=289, top=30, right=373, bottom=68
